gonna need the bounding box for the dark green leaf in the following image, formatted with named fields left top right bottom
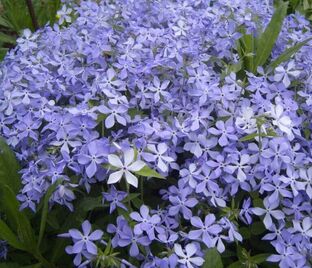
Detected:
left=268, top=37, right=312, bottom=70
left=0, top=15, right=13, bottom=28
left=0, top=137, right=21, bottom=193
left=0, top=32, right=16, bottom=44
left=227, top=261, right=243, bottom=268
left=254, top=1, right=288, bottom=71
left=251, top=221, right=266, bottom=235
left=0, top=183, right=37, bottom=253
left=79, top=197, right=104, bottom=212
left=0, top=48, right=9, bottom=60
left=122, top=193, right=141, bottom=203
left=37, top=179, right=62, bottom=249
left=203, top=248, right=223, bottom=268
left=239, top=227, right=251, bottom=239
left=251, top=253, right=270, bottom=264
left=253, top=198, right=264, bottom=208
left=236, top=244, right=246, bottom=261
left=134, top=165, right=164, bottom=179
left=0, top=219, right=25, bottom=250
left=131, top=197, right=144, bottom=210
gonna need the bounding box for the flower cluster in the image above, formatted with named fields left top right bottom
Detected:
left=0, top=0, right=312, bottom=267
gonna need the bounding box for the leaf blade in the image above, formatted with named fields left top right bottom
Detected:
left=268, top=37, right=312, bottom=70
left=254, top=2, right=288, bottom=71
left=134, top=165, right=165, bottom=179
left=203, top=248, right=223, bottom=268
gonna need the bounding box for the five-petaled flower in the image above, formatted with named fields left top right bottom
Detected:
left=107, top=148, right=145, bottom=187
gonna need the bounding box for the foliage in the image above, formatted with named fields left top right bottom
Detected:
left=0, top=0, right=311, bottom=268
left=0, top=0, right=61, bottom=60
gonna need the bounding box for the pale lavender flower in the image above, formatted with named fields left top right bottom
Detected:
left=252, top=198, right=285, bottom=229
left=174, top=243, right=204, bottom=268
left=188, top=214, right=222, bottom=247
left=107, top=148, right=145, bottom=187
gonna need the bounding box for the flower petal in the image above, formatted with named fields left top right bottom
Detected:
left=125, top=171, right=138, bottom=188
left=108, top=154, right=123, bottom=168
left=107, top=170, right=124, bottom=184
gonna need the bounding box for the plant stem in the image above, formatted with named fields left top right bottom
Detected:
left=25, top=0, right=39, bottom=30
left=101, top=120, right=105, bottom=137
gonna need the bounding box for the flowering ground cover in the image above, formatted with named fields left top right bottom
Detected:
left=0, top=0, right=311, bottom=267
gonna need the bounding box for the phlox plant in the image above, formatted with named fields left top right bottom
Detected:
left=0, top=0, right=311, bottom=267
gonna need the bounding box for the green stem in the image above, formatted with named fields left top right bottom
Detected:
left=101, top=120, right=105, bottom=137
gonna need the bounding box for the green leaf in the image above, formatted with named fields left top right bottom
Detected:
left=79, top=197, right=104, bottom=212
left=131, top=197, right=144, bottom=210
left=236, top=244, right=246, bottom=261
left=251, top=221, right=266, bottom=235
left=0, top=48, right=9, bottom=60
left=239, top=227, right=251, bottom=239
left=134, top=165, right=165, bottom=179
left=303, top=0, right=311, bottom=10
left=37, top=179, right=62, bottom=249
left=128, top=108, right=146, bottom=119
left=0, top=15, right=13, bottom=28
left=0, top=32, right=16, bottom=44
left=227, top=261, right=243, bottom=268
left=0, top=137, right=21, bottom=193
left=239, top=133, right=258, bottom=142
left=203, top=248, right=223, bottom=268
left=0, top=183, right=36, bottom=250
left=239, top=129, right=277, bottom=142
left=0, top=219, right=25, bottom=250
left=251, top=253, right=270, bottom=264
left=122, top=193, right=141, bottom=203
left=268, top=37, right=312, bottom=70
left=253, top=1, right=288, bottom=71
left=239, top=32, right=256, bottom=72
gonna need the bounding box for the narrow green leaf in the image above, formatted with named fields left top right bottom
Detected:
left=122, top=193, right=141, bottom=203
left=251, top=253, right=270, bottom=264
left=103, top=239, right=112, bottom=255
left=131, top=197, right=144, bottom=209
left=37, top=179, right=62, bottom=249
left=268, top=37, right=312, bottom=70
left=203, top=248, right=223, bottom=268
left=0, top=183, right=36, bottom=250
left=0, top=219, right=25, bottom=250
left=254, top=2, right=288, bottom=71
left=0, top=137, right=21, bottom=193
left=134, top=165, right=165, bottom=179
left=239, top=32, right=255, bottom=72
left=303, top=0, right=311, bottom=10
left=239, top=133, right=258, bottom=142
left=0, top=15, right=13, bottom=28
left=0, top=32, right=16, bottom=44
left=0, top=48, right=9, bottom=60
left=239, top=129, right=277, bottom=142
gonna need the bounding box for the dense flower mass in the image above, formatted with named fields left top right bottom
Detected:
left=0, top=0, right=312, bottom=267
